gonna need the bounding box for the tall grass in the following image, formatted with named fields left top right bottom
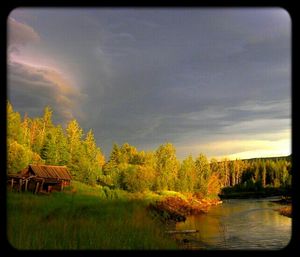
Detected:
left=7, top=182, right=178, bottom=250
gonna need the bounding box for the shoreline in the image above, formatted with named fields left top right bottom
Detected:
left=272, top=196, right=292, bottom=218
left=276, top=205, right=292, bottom=218
left=147, top=195, right=222, bottom=249
left=149, top=194, right=292, bottom=249
left=148, top=195, right=222, bottom=223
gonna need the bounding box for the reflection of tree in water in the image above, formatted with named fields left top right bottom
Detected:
left=218, top=220, right=227, bottom=248
left=176, top=214, right=225, bottom=249
left=175, top=200, right=291, bottom=250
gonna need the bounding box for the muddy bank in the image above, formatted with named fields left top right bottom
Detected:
left=147, top=196, right=222, bottom=223
left=272, top=196, right=292, bottom=218
left=275, top=206, right=292, bottom=218
left=147, top=196, right=222, bottom=249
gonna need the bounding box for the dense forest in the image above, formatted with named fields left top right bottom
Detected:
left=7, top=102, right=292, bottom=196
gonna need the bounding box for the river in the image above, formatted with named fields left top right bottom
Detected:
left=175, top=197, right=292, bottom=250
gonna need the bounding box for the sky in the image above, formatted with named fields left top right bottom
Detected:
left=7, top=7, right=291, bottom=160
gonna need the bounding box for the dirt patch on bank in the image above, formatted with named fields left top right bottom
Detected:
left=147, top=196, right=222, bottom=223
left=276, top=205, right=292, bottom=218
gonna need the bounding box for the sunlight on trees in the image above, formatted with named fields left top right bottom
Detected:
left=7, top=101, right=292, bottom=193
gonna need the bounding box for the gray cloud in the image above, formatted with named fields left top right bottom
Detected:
left=7, top=8, right=291, bottom=159
left=8, top=61, right=86, bottom=124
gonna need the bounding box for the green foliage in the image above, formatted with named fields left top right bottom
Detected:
left=195, top=153, right=211, bottom=180
left=66, top=119, right=83, bottom=176
left=220, top=158, right=292, bottom=200
left=155, top=143, right=179, bottom=191
left=103, top=143, right=157, bottom=191
left=76, top=130, right=105, bottom=185
left=7, top=139, right=44, bottom=174
left=122, top=165, right=155, bottom=192
left=6, top=102, right=105, bottom=186
left=7, top=101, right=22, bottom=142
left=6, top=101, right=292, bottom=195
left=176, top=155, right=196, bottom=192
left=41, top=132, right=57, bottom=164
left=194, top=153, right=211, bottom=195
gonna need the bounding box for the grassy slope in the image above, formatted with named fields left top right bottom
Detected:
left=7, top=181, right=178, bottom=250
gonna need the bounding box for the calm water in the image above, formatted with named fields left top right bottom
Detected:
left=175, top=197, right=292, bottom=250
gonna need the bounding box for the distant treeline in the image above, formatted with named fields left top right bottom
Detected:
left=7, top=102, right=292, bottom=196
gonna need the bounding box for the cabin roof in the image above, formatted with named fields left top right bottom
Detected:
left=21, top=165, right=72, bottom=180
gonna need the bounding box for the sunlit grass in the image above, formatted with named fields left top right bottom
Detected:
left=157, top=190, right=189, bottom=200
left=7, top=182, right=178, bottom=250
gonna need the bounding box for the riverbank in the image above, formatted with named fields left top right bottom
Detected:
left=272, top=196, right=292, bottom=204
left=7, top=181, right=223, bottom=249
left=276, top=206, right=292, bottom=218
left=219, top=187, right=291, bottom=199
left=174, top=197, right=292, bottom=250
left=272, top=196, right=292, bottom=218
left=147, top=195, right=222, bottom=249
left=148, top=196, right=222, bottom=223
left=219, top=190, right=293, bottom=218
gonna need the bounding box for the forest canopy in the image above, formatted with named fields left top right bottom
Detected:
left=7, top=102, right=292, bottom=196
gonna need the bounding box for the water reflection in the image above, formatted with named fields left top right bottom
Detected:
left=176, top=198, right=291, bottom=250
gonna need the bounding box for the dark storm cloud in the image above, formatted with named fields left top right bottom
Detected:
left=78, top=8, right=290, bottom=157
left=8, top=61, right=86, bottom=124
left=8, top=8, right=291, bottom=158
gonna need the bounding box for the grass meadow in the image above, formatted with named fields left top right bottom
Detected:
left=7, top=181, right=178, bottom=250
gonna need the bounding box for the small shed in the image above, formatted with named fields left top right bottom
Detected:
left=8, top=164, right=72, bottom=194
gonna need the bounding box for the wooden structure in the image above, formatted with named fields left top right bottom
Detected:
left=7, top=165, right=72, bottom=194
left=165, top=230, right=199, bottom=234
